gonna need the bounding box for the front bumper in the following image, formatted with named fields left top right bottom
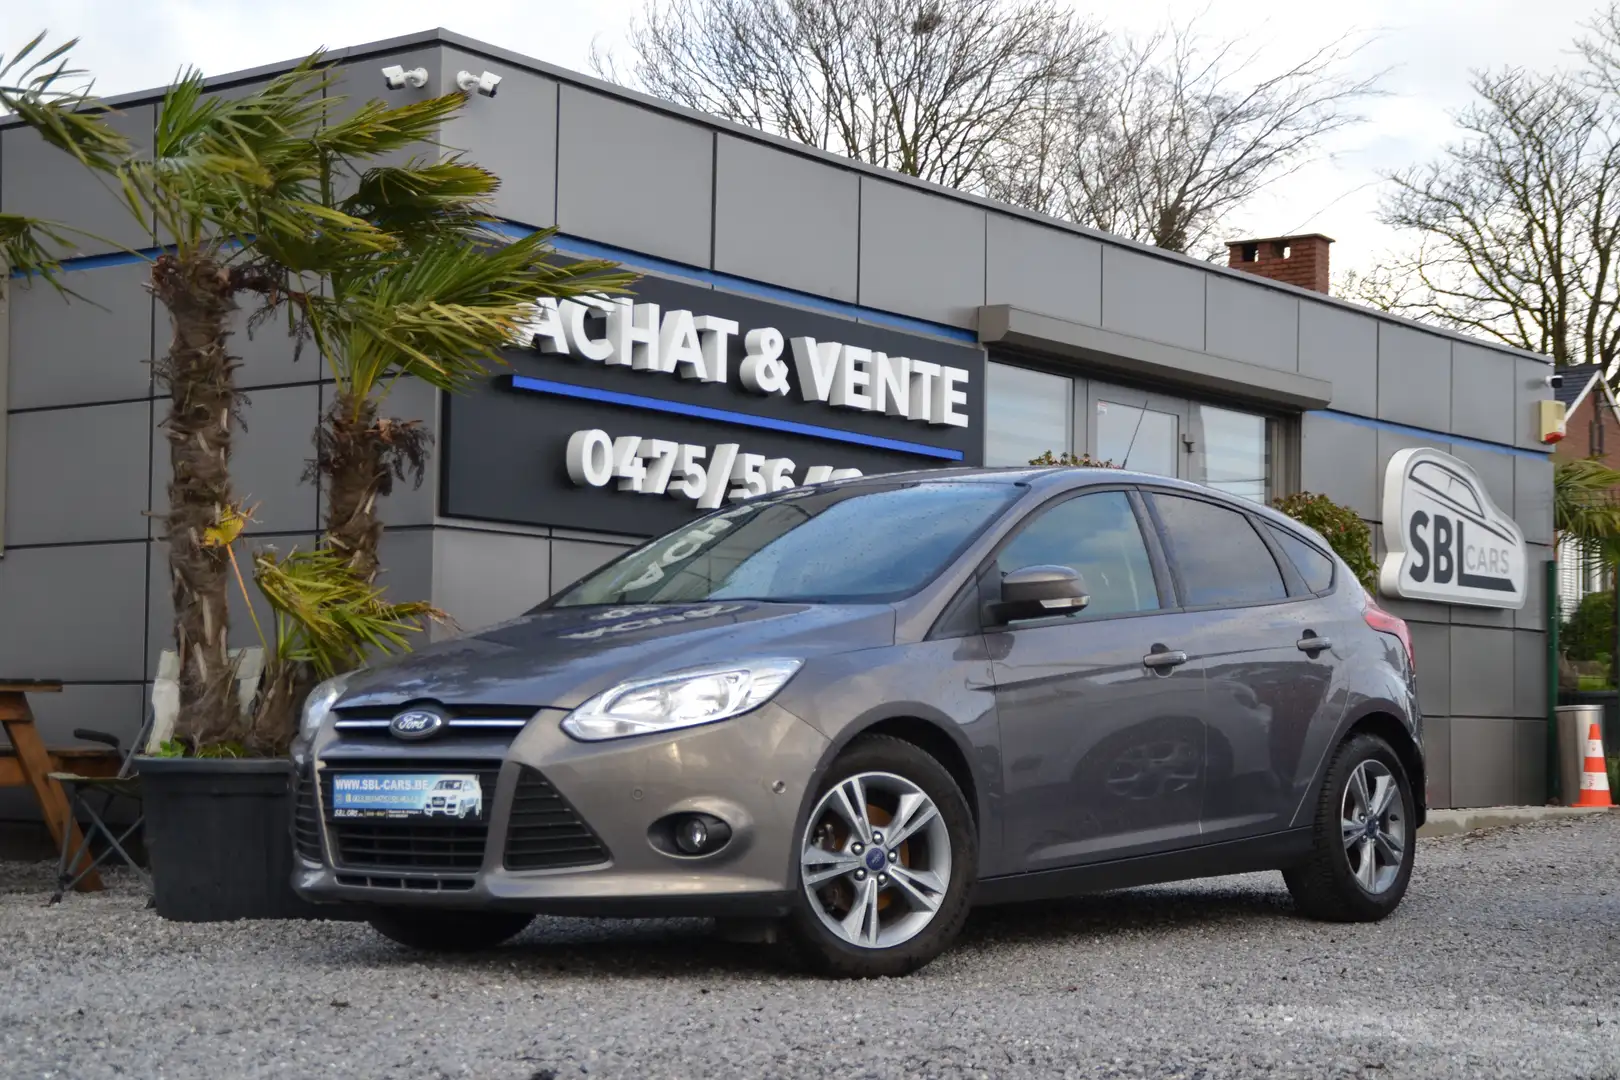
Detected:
left=291, top=701, right=828, bottom=918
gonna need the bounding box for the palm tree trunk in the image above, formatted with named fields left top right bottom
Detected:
left=151, top=253, right=240, bottom=749
left=322, top=391, right=387, bottom=585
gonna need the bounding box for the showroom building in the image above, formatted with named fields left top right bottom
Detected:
left=0, top=29, right=1557, bottom=810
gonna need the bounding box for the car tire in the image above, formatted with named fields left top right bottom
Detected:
left=367, top=908, right=535, bottom=951
left=1284, top=732, right=1416, bottom=923
left=785, top=734, right=976, bottom=979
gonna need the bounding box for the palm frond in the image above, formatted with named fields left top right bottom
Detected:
left=313, top=91, right=465, bottom=159
left=1555, top=457, right=1620, bottom=556
left=0, top=33, right=128, bottom=172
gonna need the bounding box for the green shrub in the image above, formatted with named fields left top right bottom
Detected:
left=1561, top=590, right=1617, bottom=663
left=1028, top=450, right=1121, bottom=467
left=1272, top=492, right=1377, bottom=594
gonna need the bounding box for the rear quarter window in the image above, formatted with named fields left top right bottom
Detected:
left=1267, top=524, right=1336, bottom=594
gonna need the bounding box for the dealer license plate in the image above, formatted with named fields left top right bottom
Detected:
left=330, top=772, right=486, bottom=822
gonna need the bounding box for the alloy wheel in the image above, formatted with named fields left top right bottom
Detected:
left=800, top=771, right=952, bottom=950
left=1341, top=759, right=1406, bottom=895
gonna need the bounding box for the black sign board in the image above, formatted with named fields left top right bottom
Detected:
left=441, top=274, right=985, bottom=537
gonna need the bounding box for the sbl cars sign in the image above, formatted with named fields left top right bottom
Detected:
left=1379, top=447, right=1527, bottom=609
left=440, top=273, right=985, bottom=536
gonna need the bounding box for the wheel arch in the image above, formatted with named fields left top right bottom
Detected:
left=1296, top=705, right=1428, bottom=829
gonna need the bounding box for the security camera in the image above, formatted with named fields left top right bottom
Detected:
left=381, top=65, right=429, bottom=90
left=1545, top=372, right=1564, bottom=389
left=456, top=69, right=501, bottom=98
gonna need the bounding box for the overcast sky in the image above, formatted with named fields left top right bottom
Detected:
left=11, top=0, right=1609, bottom=276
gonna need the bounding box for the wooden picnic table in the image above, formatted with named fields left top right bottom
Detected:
left=0, top=681, right=108, bottom=892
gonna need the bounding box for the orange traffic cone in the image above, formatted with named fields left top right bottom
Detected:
left=1576, top=722, right=1613, bottom=809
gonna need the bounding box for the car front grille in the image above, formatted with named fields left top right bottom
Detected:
left=293, top=764, right=322, bottom=862
left=503, top=766, right=611, bottom=871
left=320, top=759, right=501, bottom=873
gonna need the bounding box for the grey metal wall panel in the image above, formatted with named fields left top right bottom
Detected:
left=6, top=400, right=150, bottom=546
left=1408, top=621, right=1450, bottom=717
left=230, top=302, right=318, bottom=390
left=326, top=49, right=447, bottom=199
left=1298, top=301, right=1377, bottom=417
left=1450, top=342, right=1516, bottom=445
left=1514, top=453, right=1554, bottom=546
left=858, top=178, right=985, bottom=328
left=556, top=87, right=713, bottom=267
left=439, top=47, right=557, bottom=228
left=0, top=542, right=147, bottom=681
left=0, top=105, right=154, bottom=256
left=432, top=527, right=552, bottom=633
left=1515, top=545, right=1550, bottom=631
left=1300, top=413, right=1377, bottom=520
left=713, top=136, right=858, bottom=302
left=377, top=527, right=434, bottom=604
left=1514, top=356, right=1554, bottom=450
left=551, top=536, right=633, bottom=594
left=1100, top=246, right=1204, bottom=352
left=1205, top=276, right=1298, bottom=372
left=1450, top=717, right=1516, bottom=807
left=371, top=377, right=438, bottom=528
left=1514, top=718, right=1547, bottom=805
left=24, top=682, right=146, bottom=750
left=151, top=385, right=321, bottom=536
left=1450, top=627, right=1515, bottom=718
left=1423, top=715, right=1452, bottom=810
left=9, top=264, right=152, bottom=409
left=1377, top=324, right=1451, bottom=432
left=1514, top=632, right=1544, bottom=718
left=985, top=215, right=1101, bottom=328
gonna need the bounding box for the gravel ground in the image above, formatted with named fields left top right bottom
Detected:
left=4, top=815, right=1620, bottom=1080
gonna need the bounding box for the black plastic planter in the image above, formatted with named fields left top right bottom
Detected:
left=137, top=756, right=328, bottom=922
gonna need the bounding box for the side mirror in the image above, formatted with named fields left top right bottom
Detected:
left=987, top=564, right=1090, bottom=624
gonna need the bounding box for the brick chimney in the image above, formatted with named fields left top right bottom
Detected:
left=1226, top=234, right=1333, bottom=294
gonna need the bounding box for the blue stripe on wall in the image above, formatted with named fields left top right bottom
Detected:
left=509, top=375, right=965, bottom=461
left=1309, top=409, right=1550, bottom=460
left=15, top=227, right=981, bottom=346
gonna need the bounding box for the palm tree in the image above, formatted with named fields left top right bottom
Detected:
left=288, top=171, right=634, bottom=583
left=0, top=36, right=484, bottom=750
left=1554, top=457, right=1620, bottom=556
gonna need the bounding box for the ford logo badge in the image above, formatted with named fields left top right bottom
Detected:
left=390, top=708, right=447, bottom=740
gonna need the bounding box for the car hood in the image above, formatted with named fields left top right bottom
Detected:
left=336, top=600, right=897, bottom=711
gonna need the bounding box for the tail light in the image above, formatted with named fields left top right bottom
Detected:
left=1363, top=600, right=1414, bottom=669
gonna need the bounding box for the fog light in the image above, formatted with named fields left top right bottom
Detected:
left=658, top=812, right=732, bottom=857
left=676, top=816, right=709, bottom=854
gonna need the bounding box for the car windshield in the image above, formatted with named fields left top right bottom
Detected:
left=549, top=480, right=1019, bottom=606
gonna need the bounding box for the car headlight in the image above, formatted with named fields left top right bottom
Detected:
left=300, top=673, right=352, bottom=738
left=560, top=659, right=803, bottom=742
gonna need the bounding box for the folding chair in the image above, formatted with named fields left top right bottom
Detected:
left=49, top=706, right=156, bottom=904
left=47, top=647, right=264, bottom=904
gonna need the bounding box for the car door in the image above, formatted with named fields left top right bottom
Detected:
left=1142, top=491, right=1342, bottom=844
left=987, top=487, right=1209, bottom=872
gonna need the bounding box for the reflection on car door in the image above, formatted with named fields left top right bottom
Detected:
left=987, top=489, right=1208, bottom=871
left=1144, top=492, right=1341, bottom=843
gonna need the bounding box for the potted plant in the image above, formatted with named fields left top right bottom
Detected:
left=5, top=37, right=630, bottom=919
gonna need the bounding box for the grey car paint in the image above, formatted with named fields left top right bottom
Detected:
left=291, top=467, right=1424, bottom=918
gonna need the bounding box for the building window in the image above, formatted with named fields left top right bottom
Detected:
left=985, top=362, right=1072, bottom=466
left=1096, top=400, right=1179, bottom=476
left=1191, top=405, right=1271, bottom=503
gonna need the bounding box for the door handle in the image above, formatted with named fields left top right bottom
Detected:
left=1142, top=649, right=1189, bottom=670
left=1296, top=635, right=1332, bottom=652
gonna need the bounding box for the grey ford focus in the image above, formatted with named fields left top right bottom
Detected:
left=290, top=467, right=1424, bottom=978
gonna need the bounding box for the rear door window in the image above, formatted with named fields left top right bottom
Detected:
left=1150, top=493, right=1286, bottom=607
left=1267, top=525, right=1336, bottom=594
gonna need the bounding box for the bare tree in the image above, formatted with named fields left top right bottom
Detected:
left=985, top=20, right=1380, bottom=256
left=597, top=0, right=1103, bottom=191
left=1368, top=29, right=1620, bottom=368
